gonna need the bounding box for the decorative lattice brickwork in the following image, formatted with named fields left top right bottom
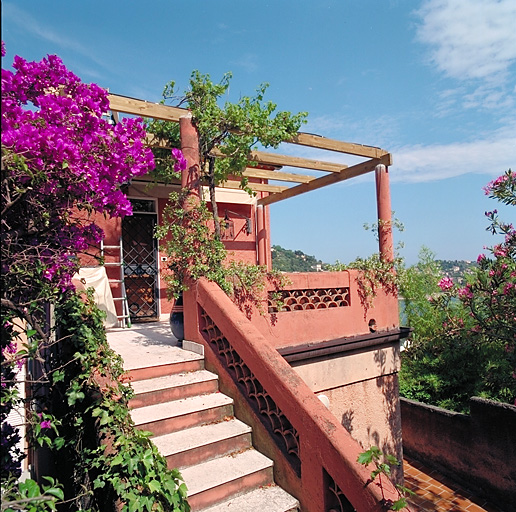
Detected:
left=200, top=308, right=301, bottom=476
left=325, top=470, right=355, bottom=512
left=268, top=287, right=351, bottom=313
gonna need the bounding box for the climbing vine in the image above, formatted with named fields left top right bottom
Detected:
left=155, top=189, right=289, bottom=315
left=1, top=45, right=189, bottom=510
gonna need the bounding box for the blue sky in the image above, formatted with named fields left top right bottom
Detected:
left=2, top=0, right=515, bottom=264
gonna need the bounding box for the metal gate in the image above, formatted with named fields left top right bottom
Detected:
left=122, top=200, right=159, bottom=321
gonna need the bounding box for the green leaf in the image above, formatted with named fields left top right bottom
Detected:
left=148, top=479, right=161, bottom=493
left=391, top=497, right=408, bottom=510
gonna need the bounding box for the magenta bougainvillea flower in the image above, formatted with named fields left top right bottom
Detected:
left=2, top=47, right=185, bottom=296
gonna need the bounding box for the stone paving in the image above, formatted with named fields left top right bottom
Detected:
left=404, top=456, right=504, bottom=512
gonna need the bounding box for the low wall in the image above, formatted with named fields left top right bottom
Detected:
left=401, top=397, right=516, bottom=511
left=250, top=271, right=400, bottom=350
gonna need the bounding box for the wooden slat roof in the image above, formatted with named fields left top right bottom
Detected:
left=108, top=93, right=392, bottom=205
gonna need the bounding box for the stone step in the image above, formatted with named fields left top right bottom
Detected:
left=131, top=392, right=234, bottom=437
left=130, top=370, right=219, bottom=408
left=199, top=485, right=299, bottom=512
left=108, top=328, right=204, bottom=381
left=127, top=354, right=204, bottom=382
left=153, top=418, right=252, bottom=470
left=181, top=449, right=274, bottom=511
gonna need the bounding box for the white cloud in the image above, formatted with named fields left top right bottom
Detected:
left=271, top=119, right=516, bottom=186
left=416, top=0, right=516, bottom=81
left=231, top=53, right=259, bottom=73
left=391, top=122, right=516, bottom=183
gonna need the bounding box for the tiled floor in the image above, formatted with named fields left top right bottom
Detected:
left=404, top=456, right=504, bottom=512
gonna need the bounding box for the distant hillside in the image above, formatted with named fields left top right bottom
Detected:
left=271, top=245, right=325, bottom=272
left=271, top=247, right=477, bottom=280
left=437, top=259, right=477, bottom=284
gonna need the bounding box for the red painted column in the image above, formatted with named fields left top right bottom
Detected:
left=179, top=113, right=201, bottom=200
left=179, top=113, right=201, bottom=341
left=375, top=164, right=394, bottom=263
left=264, top=204, right=272, bottom=270
left=256, top=204, right=266, bottom=266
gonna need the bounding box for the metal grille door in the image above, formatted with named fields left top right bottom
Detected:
left=122, top=211, right=159, bottom=321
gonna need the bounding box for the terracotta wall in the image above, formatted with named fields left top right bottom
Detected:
left=401, top=397, right=516, bottom=510
left=291, top=343, right=403, bottom=483
left=250, top=271, right=399, bottom=350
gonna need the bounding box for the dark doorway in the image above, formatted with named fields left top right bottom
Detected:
left=122, top=199, right=159, bottom=322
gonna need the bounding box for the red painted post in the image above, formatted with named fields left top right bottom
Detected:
left=179, top=113, right=202, bottom=342
left=375, top=164, right=394, bottom=263
left=256, top=204, right=266, bottom=266
left=179, top=113, right=201, bottom=200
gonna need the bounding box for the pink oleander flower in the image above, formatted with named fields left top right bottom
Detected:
left=438, top=277, right=454, bottom=291
left=459, top=286, right=474, bottom=299
left=477, top=254, right=486, bottom=263
left=494, top=248, right=507, bottom=258
left=483, top=175, right=508, bottom=195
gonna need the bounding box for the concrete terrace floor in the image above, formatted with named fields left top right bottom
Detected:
left=106, top=321, right=505, bottom=512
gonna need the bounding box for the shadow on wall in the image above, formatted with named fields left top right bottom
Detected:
left=374, top=347, right=403, bottom=483
left=338, top=346, right=403, bottom=485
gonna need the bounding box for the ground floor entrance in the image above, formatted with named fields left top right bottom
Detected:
left=122, top=199, right=159, bottom=322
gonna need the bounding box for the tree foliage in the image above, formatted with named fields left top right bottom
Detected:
left=151, top=71, right=307, bottom=237
left=152, top=71, right=300, bottom=308
left=271, top=245, right=325, bottom=272
left=399, top=171, right=516, bottom=412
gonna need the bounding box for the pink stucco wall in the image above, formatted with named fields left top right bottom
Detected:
left=249, top=271, right=399, bottom=350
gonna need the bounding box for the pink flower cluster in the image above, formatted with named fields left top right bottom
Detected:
left=483, top=175, right=508, bottom=195
left=438, top=276, right=454, bottom=291
left=172, top=148, right=188, bottom=173
left=2, top=53, right=155, bottom=218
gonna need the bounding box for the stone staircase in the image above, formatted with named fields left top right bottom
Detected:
left=124, top=338, right=299, bottom=512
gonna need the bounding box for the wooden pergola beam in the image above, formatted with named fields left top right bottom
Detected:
left=221, top=180, right=289, bottom=194
left=291, top=132, right=392, bottom=162
left=258, top=154, right=391, bottom=206
left=108, top=95, right=390, bottom=164
left=242, top=168, right=314, bottom=184
left=247, top=150, right=348, bottom=173
left=210, top=148, right=348, bottom=173
left=107, top=93, right=395, bottom=205
left=108, top=94, right=186, bottom=122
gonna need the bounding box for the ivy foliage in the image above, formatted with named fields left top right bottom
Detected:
left=49, top=291, right=189, bottom=511
left=155, top=189, right=229, bottom=298
left=1, top=476, right=64, bottom=512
